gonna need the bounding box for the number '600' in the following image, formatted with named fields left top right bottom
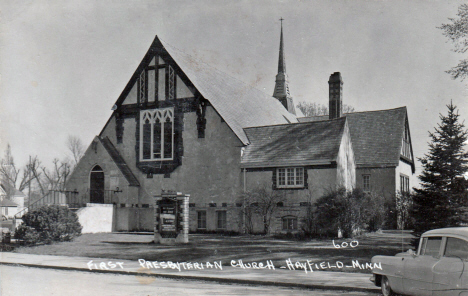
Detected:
left=332, top=240, right=359, bottom=248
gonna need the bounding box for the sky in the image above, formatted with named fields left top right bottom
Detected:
left=1, top=0, right=468, bottom=179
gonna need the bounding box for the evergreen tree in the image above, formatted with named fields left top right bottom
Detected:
left=412, top=102, right=468, bottom=235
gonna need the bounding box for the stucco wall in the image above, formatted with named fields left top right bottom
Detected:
left=242, top=167, right=339, bottom=233
left=91, top=105, right=244, bottom=231
left=76, top=204, right=114, bottom=233
left=244, top=168, right=338, bottom=205
left=336, top=122, right=356, bottom=190
left=355, top=167, right=396, bottom=199
left=65, top=138, right=134, bottom=206
left=395, top=160, right=416, bottom=192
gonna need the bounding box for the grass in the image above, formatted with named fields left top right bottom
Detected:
left=13, top=230, right=414, bottom=273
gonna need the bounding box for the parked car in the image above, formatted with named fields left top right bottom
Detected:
left=371, top=227, right=468, bottom=296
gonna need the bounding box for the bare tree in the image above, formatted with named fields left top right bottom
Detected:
left=41, top=158, right=72, bottom=191
left=244, top=184, right=286, bottom=234
left=0, top=144, right=36, bottom=196
left=67, top=135, right=85, bottom=167
left=297, top=101, right=355, bottom=117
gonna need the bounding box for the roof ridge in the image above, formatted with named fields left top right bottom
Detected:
left=345, top=106, right=406, bottom=115
left=244, top=116, right=346, bottom=130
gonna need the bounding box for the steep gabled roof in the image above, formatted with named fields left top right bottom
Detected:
left=241, top=117, right=347, bottom=168
left=345, top=107, right=413, bottom=169
left=98, top=137, right=140, bottom=187
left=113, top=36, right=297, bottom=145
left=297, top=107, right=414, bottom=171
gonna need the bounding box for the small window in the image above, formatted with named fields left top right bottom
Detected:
left=277, top=168, right=304, bottom=188
left=217, top=211, right=227, bottom=229
left=282, top=216, right=298, bottom=231
left=400, top=175, right=410, bottom=193
left=421, top=237, right=442, bottom=257
left=197, top=211, right=206, bottom=229
left=363, top=175, right=370, bottom=192
left=444, top=237, right=468, bottom=260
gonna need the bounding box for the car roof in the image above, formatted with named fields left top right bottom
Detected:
left=423, top=227, right=468, bottom=238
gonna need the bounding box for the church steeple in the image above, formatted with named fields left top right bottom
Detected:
left=273, top=18, right=295, bottom=115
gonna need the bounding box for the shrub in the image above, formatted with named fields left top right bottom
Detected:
left=313, top=188, right=387, bottom=238
left=15, top=205, right=82, bottom=245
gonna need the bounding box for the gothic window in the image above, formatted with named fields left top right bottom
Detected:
left=277, top=167, right=304, bottom=188
left=140, top=108, right=174, bottom=161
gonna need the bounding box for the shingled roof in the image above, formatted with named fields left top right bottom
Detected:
left=345, top=107, right=410, bottom=168
left=114, top=36, right=297, bottom=145
left=297, top=107, right=413, bottom=170
left=241, top=117, right=347, bottom=168
left=99, top=137, right=140, bottom=187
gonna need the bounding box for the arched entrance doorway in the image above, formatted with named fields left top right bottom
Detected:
left=90, top=165, right=104, bottom=203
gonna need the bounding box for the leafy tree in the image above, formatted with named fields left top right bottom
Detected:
left=297, top=101, right=355, bottom=117
left=440, top=4, right=468, bottom=80
left=412, top=102, right=468, bottom=236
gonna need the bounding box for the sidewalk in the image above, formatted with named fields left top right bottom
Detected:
left=0, top=252, right=380, bottom=293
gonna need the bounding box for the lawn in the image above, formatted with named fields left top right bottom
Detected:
left=13, top=230, right=414, bottom=273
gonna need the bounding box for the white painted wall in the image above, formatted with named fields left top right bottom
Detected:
left=76, top=203, right=114, bottom=233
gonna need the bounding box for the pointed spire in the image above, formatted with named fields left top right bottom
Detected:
left=278, top=18, right=286, bottom=74
left=273, top=18, right=295, bottom=115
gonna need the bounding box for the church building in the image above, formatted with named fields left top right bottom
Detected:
left=65, top=23, right=414, bottom=233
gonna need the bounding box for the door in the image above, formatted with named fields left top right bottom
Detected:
left=403, top=236, right=443, bottom=296
left=90, top=165, right=104, bottom=203
left=432, top=237, right=467, bottom=295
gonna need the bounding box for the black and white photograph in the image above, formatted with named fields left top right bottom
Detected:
left=1, top=1, right=468, bottom=295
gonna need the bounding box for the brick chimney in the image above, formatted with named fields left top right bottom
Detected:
left=328, top=72, right=343, bottom=120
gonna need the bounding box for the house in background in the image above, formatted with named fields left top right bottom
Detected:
left=0, top=186, right=24, bottom=219
left=62, top=24, right=413, bottom=233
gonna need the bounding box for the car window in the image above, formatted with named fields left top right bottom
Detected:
left=421, top=237, right=442, bottom=257
left=444, top=237, right=468, bottom=259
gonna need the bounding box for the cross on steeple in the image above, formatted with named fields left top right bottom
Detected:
left=280, top=17, right=284, bottom=25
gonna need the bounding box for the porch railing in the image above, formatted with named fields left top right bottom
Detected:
left=14, top=189, right=122, bottom=219
left=14, top=190, right=79, bottom=219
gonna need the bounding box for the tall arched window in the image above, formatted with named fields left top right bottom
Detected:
left=90, top=165, right=104, bottom=204
left=140, top=108, right=174, bottom=161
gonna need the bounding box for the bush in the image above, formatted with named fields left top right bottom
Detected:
left=313, top=188, right=386, bottom=238
left=15, top=205, right=82, bottom=245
